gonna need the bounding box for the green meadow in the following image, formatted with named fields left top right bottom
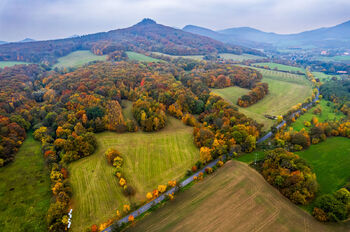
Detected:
left=69, top=117, right=199, bottom=231
left=53, top=50, right=107, bottom=68
left=0, top=133, right=51, bottom=232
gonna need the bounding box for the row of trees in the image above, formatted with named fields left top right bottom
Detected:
left=105, top=148, right=135, bottom=197
left=183, top=63, right=263, bottom=89
left=274, top=120, right=350, bottom=151
left=237, top=83, right=269, bottom=107
left=0, top=64, right=48, bottom=165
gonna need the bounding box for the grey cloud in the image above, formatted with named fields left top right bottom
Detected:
left=0, top=0, right=349, bottom=41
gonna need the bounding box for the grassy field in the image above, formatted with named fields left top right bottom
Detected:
left=69, top=118, right=199, bottom=231
left=0, top=61, right=31, bottom=68
left=211, top=86, right=249, bottom=106
left=128, top=161, right=350, bottom=232
left=315, top=55, right=350, bottom=64
left=297, top=137, right=350, bottom=196
left=121, top=100, right=133, bottom=120
left=213, top=68, right=312, bottom=130
left=219, top=53, right=264, bottom=61
left=152, top=52, right=204, bottom=61
left=53, top=50, right=107, bottom=69
left=312, top=72, right=340, bottom=81
left=292, top=100, right=344, bottom=131
left=0, top=133, right=51, bottom=232
left=126, top=52, right=161, bottom=62
left=236, top=150, right=266, bottom=164
left=252, top=62, right=305, bottom=73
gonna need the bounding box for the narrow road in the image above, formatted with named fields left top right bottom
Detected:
left=102, top=88, right=320, bottom=231
left=257, top=88, right=319, bottom=143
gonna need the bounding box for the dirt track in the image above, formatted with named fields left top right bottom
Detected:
left=128, top=161, right=350, bottom=232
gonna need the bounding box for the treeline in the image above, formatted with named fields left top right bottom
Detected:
left=297, top=59, right=350, bottom=74
left=237, top=83, right=269, bottom=107
left=0, top=64, right=48, bottom=165
left=182, top=63, right=263, bottom=89
left=320, top=79, right=350, bottom=117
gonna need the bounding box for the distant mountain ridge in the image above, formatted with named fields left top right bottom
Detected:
left=0, top=18, right=263, bottom=64
left=0, top=38, right=36, bottom=45
left=19, top=38, right=36, bottom=43
left=183, top=20, right=350, bottom=48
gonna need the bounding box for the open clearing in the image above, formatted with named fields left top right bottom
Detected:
left=252, top=62, right=305, bottom=73
left=314, top=55, right=350, bottom=64
left=126, top=51, right=162, bottom=62
left=297, top=137, right=350, bottom=196
left=0, top=133, right=51, bottom=232
left=312, top=72, right=340, bottom=81
left=128, top=161, right=350, bottom=232
left=213, top=68, right=312, bottom=130
left=152, top=52, right=204, bottom=61
left=53, top=50, right=107, bottom=68
left=69, top=118, right=199, bottom=231
left=0, top=61, right=31, bottom=68
left=219, top=53, right=264, bottom=61
left=292, top=100, right=344, bottom=131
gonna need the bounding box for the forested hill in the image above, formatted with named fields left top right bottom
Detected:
left=0, top=18, right=262, bottom=65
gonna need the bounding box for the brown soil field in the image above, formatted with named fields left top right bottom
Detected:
left=128, top=161, right=350, bottom=232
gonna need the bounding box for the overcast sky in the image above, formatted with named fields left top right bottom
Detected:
left=0, top=0, right=349, bottom=41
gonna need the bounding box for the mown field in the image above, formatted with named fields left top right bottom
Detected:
left=126, top=52, right=161, bottom=62
left=69, top=117, right=199, bottom=231
left=0, top=133, right=51, bottom=232
left=292, top=100, right=344, bottom=131
left=152, top=52, right=204, bottom=61
left=0, top=61, right=31, bottom=68
left=297, top=137, right=350, bottom=197
left=252, top=62, right=305, bottom=73
left=219, top=53, right=263, bottom=61
left=53, top=50, right=107, bottom=68
left=213, top=68, right=312, bottom=130
left=312, top=72, right=340, bottom=81
left=314, top=55, right=350, bottom=64
left=128, top=161, right=350, bottom=232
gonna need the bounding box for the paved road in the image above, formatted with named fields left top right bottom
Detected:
left=102, top=157, right=222, bottom=232
left=257, top=88, right=319, bottom=143
left=102, top=88, right=320, bottom=231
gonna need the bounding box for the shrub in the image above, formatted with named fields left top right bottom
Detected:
left=123, top=185, right=136, bottom=197
left=105, top=148, right=121, bottom=165
left=157, top=185, right=167, bottom=193
left=128, top=215, right=134, bottom=222
left=200, top=147, right=212, bottom=163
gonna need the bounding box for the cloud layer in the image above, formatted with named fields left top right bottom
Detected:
left=0, top=0, right=349, bottom=41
